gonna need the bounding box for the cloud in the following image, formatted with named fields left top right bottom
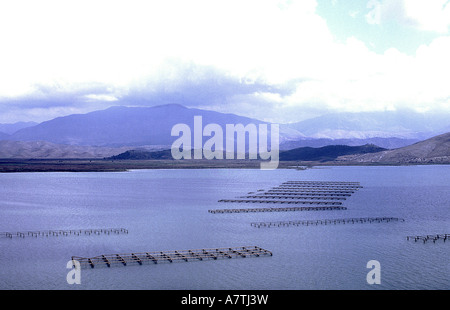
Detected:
left=123, top=59, right=301, bottom=105
left=406, top=0, right=450, bottom=33
left=0, top=0, right=327, bottom=91
left=0, top=58, right=303, bottom=122
left=1, top=0, right=450, bottom=123
left=366, top=0, right=450, bottom=33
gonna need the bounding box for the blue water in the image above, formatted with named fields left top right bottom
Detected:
left=0, top=166, right=449, bottom=290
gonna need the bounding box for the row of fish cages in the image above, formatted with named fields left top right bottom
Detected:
left=0, top=228, right=128, bottom=239
left=250, top=217, right=405, bottom=228
left=263, top=191, right=352, bottom=197
left=71, top=246, right=273, bottom=269
left=267, top=189, right=355, bottom=194
left=211, top=180, right=447, bottom=247
left=208, top=206, right=347, bottom=214
left=276, top=184, right=363, bottom=189
left=216, top=180, right=362, bottom=209
left=282, top=181, right=361, bottom=185
left=406, top=234, right=449, bottom=243
left=218, top=199, right=343, bottom=205
left=240, top=195, right=347, bottom=201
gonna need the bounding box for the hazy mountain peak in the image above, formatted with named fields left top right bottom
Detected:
left=287, top=110, right=450, bottom=139
left=0, top=121, right=38, bottom=135
left=0, top=131, right=10, bottom=139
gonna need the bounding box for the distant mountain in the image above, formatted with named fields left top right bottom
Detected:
left=0, top=140, right=128, bottom=159
left=0, top=121, right=38, bottom=135
left=6, top=105, right=450, bottom=155
left=10, top=104, right=300, bottom=147
left=0, top=131, right=10, bottom=139
left=279, top=144, right=386, bottom=162
left=338, top=132, right=450, bottom=164
left=286, top=110, right=450, bottom=140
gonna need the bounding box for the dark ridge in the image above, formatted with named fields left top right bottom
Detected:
left=279, top=144, right=386, bottom=161
left=109, top=149, right=173, bottom=160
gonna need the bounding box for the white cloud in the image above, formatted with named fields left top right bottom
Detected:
left=0, top=0, right=331, bottom=97
left=84, top=94, right=119, bottom=102
left=349, top=10, right=359, bottom=18
left=366, top=0, right=450, bottom=33
left=403, top=0, right=450, bottom=33
left=1, top=0, right=450, bottom=123
left=275, top=32, right=450, bottom=119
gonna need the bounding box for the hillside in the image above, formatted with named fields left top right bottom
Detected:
left=109, top=149, right=173, bottom=160
left=0, top=132, right=9, bottom=139
left=279, top=144, right=386, bottom=162
left=338, top=132, right=450, bottom=164
left=0, top=140, right=128, bottom=159
left=279, top=136, right=418, bottom=150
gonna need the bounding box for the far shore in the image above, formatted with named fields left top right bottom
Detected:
left=0, top=158, right=442, bottom=173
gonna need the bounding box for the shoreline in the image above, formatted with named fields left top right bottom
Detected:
left=0, top=158, right=446, bottom=173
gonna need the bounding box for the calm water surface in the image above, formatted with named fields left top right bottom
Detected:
left=0, top=166, right=449, bottom=290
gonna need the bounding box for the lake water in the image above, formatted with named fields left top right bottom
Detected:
left=0, top=166, right=449, bottom=290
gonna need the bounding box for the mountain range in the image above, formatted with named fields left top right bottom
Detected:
left=286, top=110, right=450, bottom=140
left=0, top=104, right=449, bottom=159
left=7, top=104, right=274, bottom=147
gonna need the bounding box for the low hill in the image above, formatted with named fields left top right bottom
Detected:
left=338, top=132, right=450, bottom=164
left=0, top=140, right=128, bottom=159
left=108, top=144, right=386, bottom=162
left=109, top=149, right=173, bottom=160
left=279, top=144, right=386, bottom=161
left=279, top=136, right=419, bottom=150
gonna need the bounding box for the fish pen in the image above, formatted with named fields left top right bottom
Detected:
left=212, top=180, right=361, bottom=214
left=208, top=206, right=347, bottom=214
left=263, top=192, right=352, bottom=197
left=239, top=195, right=347, bottom=200
left=71, top=246, right=273, bottom=268
left=0, top=228, right=128, bottom=239
left=282, top=181, right=361, bottom=185
left=251, top=217, right=405, bottom=228
left=277, top=184, right=362, bottom=189
left=218, top=199, right=343, bottom=205
left=268, top=189, right=356, bottom=194
left=406, top=234, right=449, bottom=243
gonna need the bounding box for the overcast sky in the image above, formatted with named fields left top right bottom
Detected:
left=1, top=0, right=450, bottom=123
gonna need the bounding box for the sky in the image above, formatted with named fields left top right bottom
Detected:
left=1, top=0, right=450, bottom=124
